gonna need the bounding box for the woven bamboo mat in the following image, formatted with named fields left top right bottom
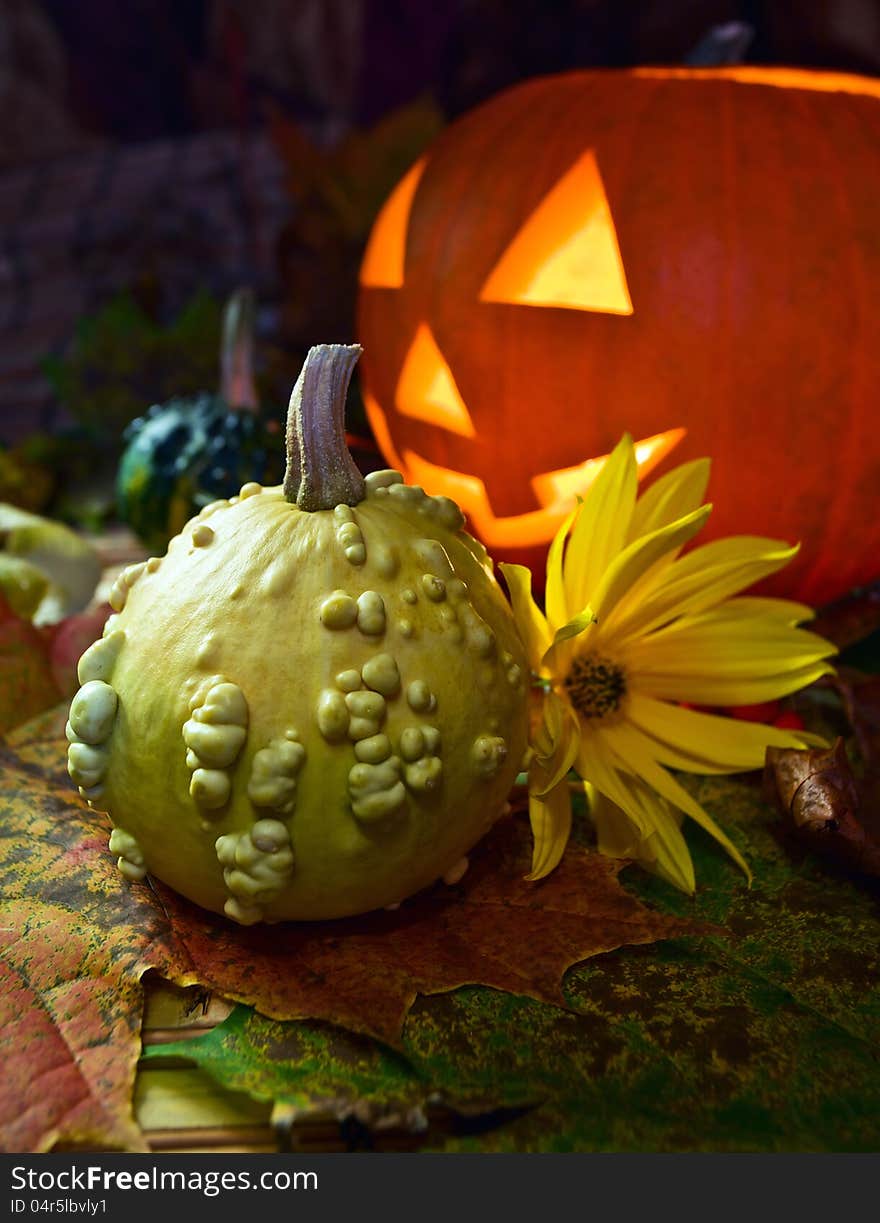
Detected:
left=137, top=982, right=277, bottom=1153
left=137, top=979, right=486, bottom=1154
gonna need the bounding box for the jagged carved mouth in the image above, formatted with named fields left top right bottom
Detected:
left=365, top=391, right=685, bottom=550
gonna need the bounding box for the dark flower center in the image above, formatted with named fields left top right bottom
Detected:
left=564, top=654, right=627, bottom=719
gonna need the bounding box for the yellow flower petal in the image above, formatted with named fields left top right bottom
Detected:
left=526, top=776, right=573, bottom=881
left=545, top=506, right=577, bottom=629
left=625, top=610, right=836, bottom=705
left=626, top=692, right=827, bottom=773
left=628, top=615, right=836, bottom=677
left=604, top=537, right=802, bottom=645
left=531, top=691, right=581, bottom=795
left=598, top=723, right=751, bottom=881
left=636, top=807, right=696, bottom=894
left=589, top=503, right=711, bottom=627
left=712, top=596, right=818, bottom=626
left=499, top=562, right=551, bottom=673
left=586, top=785, right=638, bottom=857
left=575, top=729, right=651, bottom=838
left=634, top=662, right=835, bottom=706
left=563, top=435, right=638, bottom=613
left=583, top=747, right=696, bottom=892
left=542, top=604, right=598, bottom=672
left=627, top=456, right=710, bottom=541
left=602, top=790, right=696, bottom=894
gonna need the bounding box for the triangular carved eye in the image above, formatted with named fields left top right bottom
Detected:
left=359, top=157, right=427, bottom=289
left=479, top=150, right=633, bottom=315
left=395, top=323, right=476, bottom=437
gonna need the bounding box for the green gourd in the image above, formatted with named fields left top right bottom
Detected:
left=116, top=290, right=284, bottom=553
left=69, top=345, right=529, bottom=923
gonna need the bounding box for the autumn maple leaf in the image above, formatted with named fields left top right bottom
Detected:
left=0, top=707, right=703, bottom=1152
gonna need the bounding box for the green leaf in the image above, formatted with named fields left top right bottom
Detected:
left=422, top=773, right=880, bottom=1150
left=148, top=774, right=880, bottom=1151
left=144, top=1007, right=433, bottom=1128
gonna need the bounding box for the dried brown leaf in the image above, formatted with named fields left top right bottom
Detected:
left=764, top=739, right=880, bottom=877
left=828, top=669, right=880, bottom=769
left=151, top=819, right=703, bottom=1048
left=811, top=582, right=880, bottom=650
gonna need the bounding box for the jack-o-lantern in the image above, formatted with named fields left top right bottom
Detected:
left=357, top=67, right=880, bottom=605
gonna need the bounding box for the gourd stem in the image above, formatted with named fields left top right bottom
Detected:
left=220, top=288, right=259, bottom=411
left=283, top=344, right=366, bottom=510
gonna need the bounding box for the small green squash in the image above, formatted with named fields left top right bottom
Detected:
left=70, top=345, right=529, bottom=923
left=116, top=290, right=284, bottom=553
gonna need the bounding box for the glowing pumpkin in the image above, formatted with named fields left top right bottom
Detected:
left=357, top=67, right=880, bottom=605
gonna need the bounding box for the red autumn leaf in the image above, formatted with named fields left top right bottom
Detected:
left=0, top=712, right=197, bottom=1152
left=1, top=709, right=705, bottom=1152
left=44, top=603, right=112, bottom=698
left=0, top=594, right=61, bottom=733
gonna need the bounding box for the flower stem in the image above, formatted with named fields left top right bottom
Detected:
left=283, top=344, right=366, bottom=510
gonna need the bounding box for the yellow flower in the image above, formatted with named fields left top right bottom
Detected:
left=501, top=436, right=836, bottom=893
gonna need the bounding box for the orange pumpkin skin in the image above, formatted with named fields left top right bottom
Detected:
left=357, top=67, right=880, bottom=606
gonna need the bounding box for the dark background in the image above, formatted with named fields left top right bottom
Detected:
left=15, top=1, right=880, bottom=148
left=2, top=0, right=879, bottom=486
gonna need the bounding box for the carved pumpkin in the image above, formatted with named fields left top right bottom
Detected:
left=357, top=67, right=880, bottom=605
